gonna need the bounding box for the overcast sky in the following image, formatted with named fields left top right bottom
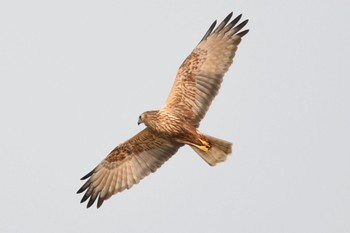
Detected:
left=0, top=0, right=349, bottom=232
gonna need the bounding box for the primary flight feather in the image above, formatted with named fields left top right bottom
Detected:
left=77, top=12, right=249, bottom=208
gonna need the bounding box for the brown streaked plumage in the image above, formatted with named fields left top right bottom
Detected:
left=77, top=12, right=249, bottom=208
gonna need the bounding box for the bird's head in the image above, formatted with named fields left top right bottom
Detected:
left=138, top=113, right=145, bottom=125
left=137, top=110, right=159, bottom=126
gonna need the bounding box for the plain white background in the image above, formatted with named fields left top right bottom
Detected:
left=0, top=0, right=349, bottom=232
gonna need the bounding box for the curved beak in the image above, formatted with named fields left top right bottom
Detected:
left=137, top=118, right=143, bottom=125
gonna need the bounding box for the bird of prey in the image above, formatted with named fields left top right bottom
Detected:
left=77, top=12, right=249, bottom=208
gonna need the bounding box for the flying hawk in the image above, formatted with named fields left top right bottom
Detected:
left=77, top=12, right=249, bottom=208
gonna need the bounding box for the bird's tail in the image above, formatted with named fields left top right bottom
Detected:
left=190, top=134, right=232, bottom=166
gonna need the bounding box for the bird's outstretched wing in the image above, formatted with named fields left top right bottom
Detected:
left=77, top=128, right=182, bottom=208
left=161, top=13, right=249, bottom=126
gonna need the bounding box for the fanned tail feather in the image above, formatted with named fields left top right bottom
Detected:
left=191, top=134, right=232, bottom=166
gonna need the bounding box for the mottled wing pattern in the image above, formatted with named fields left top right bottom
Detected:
left=161, top=13, right=249, bottom=126
left=77, top=128, right=182, bottom=208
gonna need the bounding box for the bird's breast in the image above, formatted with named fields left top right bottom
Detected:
left=146, top=113, right=185, bottom=138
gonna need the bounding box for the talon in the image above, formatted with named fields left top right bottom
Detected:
left=196, top=145, right=210, bottom=151
left=177, top=139, right=211, bottom=152
left=199, top=138, right=211, bottom=150
left=199, top=138, right=210, bottom=148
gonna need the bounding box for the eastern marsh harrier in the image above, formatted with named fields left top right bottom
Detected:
left=77, top=12, right=249, bottom=208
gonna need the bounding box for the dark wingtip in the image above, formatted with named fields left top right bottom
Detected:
left=211, top=20, right=217, bottom=29
left=232, top=19, right=249, bottom=36
left=240, top=19, right=249, bottom=27
left=225, top=12, right=233, bottom=21
left=80, top=169, right=95, bottom=180
left=97, top=196, right=105, bottom=208
left=86, top=201, right=93, bottom=208
left=232, top=14, right=242, bottom=26
left=77, top=178, right=91, bottom=194
left=87, top=195, right=98, bottom=208
left=237, top=29, right=249, bottom=37
left=200, top=20, right=217, bottom=42
left=80, top=192, right=90, bottom=203
left=76, top=186, right=85, bottom=194
left=213, top=12, right=234, bottom=34
left=201, top=12, right=249, bottom=43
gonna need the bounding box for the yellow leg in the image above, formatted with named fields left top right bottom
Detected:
left=199, top=138, right=210, bottom=148
left=179, top=139, right=211, bottom=152
left=196, top=144, right=210, bottom=152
